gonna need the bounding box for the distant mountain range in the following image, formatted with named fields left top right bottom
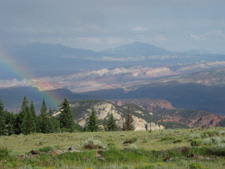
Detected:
left=2, top=42, right=225, bottom=79
left=100, top=42, right=175, bottom=57
left=1, top=42, right=225, bottom=116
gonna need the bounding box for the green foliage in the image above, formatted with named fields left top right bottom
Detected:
left=189, top=162, right=207, bottom=169
left=102, top=149, right=155, bottom=163
left=59, top=98, right=75, bottom=132
left=191, top=139, right=203, bottom=146
left=58, top=151, right=97, bottom=163
left=81, top=138, right=105, bottom=149
left=86, top=108, right=99, bottom=132
left=135, top=164, right=155, bottom=169
left=39, top=146, right=54, bottom=152
left=107, top=142, right=117, bottom=150
left=48, top=116, right=60, bottom=133
left=39, top=99, right=50, bottom=133
left=105, top=113, right=118, bottom=131
left=160, top=136, right=175, bottom=142
left=0, top=101, right=7, bottom=135
left=190, top=133, right=201, bottom=139
left=21, top=107, right=33, bottom=135
left=30, top=101, right=37, bottom=132
left=173, top=137, right=184, bottom=143
left=130, top=143, right=138, bottom=150
left=123, top=137, right=138, bottom=144
left=1, top=100, right=17, bottom=135
left=201, top=130, right=219, bottom=138
left=0, top=147, right=10, bottom=160
left=212, top=137, right=222, bottom=145
left=203, top=138, right=212, bottom=145
left=18, top=96, right=29, bottom=134
left=0, top=98, right=3, bottom=112
left=160, top=135, right=184, bottom=144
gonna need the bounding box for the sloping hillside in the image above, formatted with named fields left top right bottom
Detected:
left=54, top=100, right=225, bottom=130
left=54, top=100, right=164, bottom=131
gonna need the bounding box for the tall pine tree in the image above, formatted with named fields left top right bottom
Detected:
left=30, top=101, right=37, bottom=132
left=21, top=107, right=33, bottom=135
left=18, top=97, right=30, bottom=134
left=5, top=112, right=15, bottom=135
left=0, top=99, right=6, bottom=135
left=39, top=99, right=49, bottom=133
left=105, top=113, right=118, bottom=131
left=59, top=98, right=74, bottom=132
left=86, top=108, right=99, bottom=132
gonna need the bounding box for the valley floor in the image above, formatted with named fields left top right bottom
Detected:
left=0, top=127, right=225, bottom=169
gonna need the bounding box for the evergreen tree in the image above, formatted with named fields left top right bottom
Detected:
left=105, top=113, right=118, bottom=131
left=14, top=114, right=21, bottom=134
left=0, top=99, right=16, bottom=135
left=0, top=99, right=6, bottom=135
left=39, top=99, right=49, bottom=133
left=5, top=112, right=15, bottom=135
left=59, top=98, right=74, bottom=132
left=86, top=108, right=99, bottom=132
left=30, top=101, right=37, bottom=132
left=21, top=107, right=33, bottom=135
left=48, top=108, right=60, bottom=133
left=0, top=98, right=3, bottom=112
left=18, top=97, right=29, bottom=134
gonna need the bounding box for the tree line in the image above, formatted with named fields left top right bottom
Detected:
left=0, top=97, right=133, bottom=136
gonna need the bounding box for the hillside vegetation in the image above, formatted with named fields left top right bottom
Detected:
left=0, top=127, right=225, bottom=169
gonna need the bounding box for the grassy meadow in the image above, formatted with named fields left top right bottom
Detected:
left=0, top=127, right=225, bottom=169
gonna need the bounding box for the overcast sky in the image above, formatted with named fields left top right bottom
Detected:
left=1, top=0, right=225, bottom=53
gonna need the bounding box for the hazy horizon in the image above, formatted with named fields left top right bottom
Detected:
left=1, top=0, right=225, bottom=53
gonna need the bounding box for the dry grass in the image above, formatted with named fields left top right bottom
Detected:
left=0, top=127, right=225, bottom=169
left=0, top=127, right=224, bottom=154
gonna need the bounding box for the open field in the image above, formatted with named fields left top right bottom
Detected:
left=0, top=127, right=225, bottom=169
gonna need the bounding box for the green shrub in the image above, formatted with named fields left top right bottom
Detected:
left=107, top=142, right=117, bottom=150
left=214, top=143, right=225, bottom=156
left=190, top=133, right=201, bottom=139
left=203, top=138, right=212, bottom=145
left=102, top=149, right=153, bottom=163
left=173, top=137, right=183, bottom=143
left=192, top=147, right=211, bottom=156
left=58, top=151, right=97, bottom=163
left=0, top=147, right=10, bottom=160
left=201, top=131, right=219, bottom=138
left=143, top=136, right=149, bottom=143
left=222, top=137, right=225, bottom=143
left=39, top=146, right=54, bottom=152
left=136, top=163, right=155, bottom=169
left=160, top=136, right=175, bottom=142
left=189, top=162, right=207, bottom=169
left=81, top=138, right=105, bottom=149
left=216, top=143, right=225, bottom=149
left=212, top=137, right=222, bottom=145
left=191, top=139, right=203, bottom=146
left=130, top=144, right=137, bottom=150
left=123, top=137, right=138, bottom=144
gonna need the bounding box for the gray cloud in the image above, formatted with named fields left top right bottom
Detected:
left=0, top=0, right=225, bottom=53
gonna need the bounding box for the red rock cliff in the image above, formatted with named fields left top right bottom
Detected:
left=110, top=98, right=174, bottom=111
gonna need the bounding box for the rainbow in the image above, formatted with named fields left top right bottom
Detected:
left=0, top=46, right=61, bottom=109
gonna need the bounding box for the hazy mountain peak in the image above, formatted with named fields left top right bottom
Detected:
left=101, top=42, right=173, bottom=57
